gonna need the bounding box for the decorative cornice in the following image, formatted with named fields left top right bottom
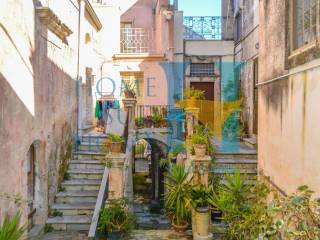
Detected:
left=36, top=7, right=73, bottom=40
left=83, top=0, right=102, bottom=31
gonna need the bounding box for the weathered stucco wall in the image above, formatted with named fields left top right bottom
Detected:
left=234, top=0, right=259, bottom=136
left=0, top=0, right=78, bottom=224
left=258, top=0, right=320, bottom=195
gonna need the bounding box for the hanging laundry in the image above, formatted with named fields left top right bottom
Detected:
left=95, top=101, right=102, bottom=119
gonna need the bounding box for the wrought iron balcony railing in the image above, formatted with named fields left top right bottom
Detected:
left=120, top=28, right=155, bottom=54
left=184, top=16, right=222, bottom=40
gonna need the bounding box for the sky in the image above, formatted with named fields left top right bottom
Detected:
left=178, top=0, right=221, bottom=16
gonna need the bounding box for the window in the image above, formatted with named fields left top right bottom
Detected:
left=291, top=0, right=319, bottom=51
left=235, top=12, right=242, bottom=42
left=120, top=72, right=144, bottom=102
left=190, top=63, right=215, bottom=77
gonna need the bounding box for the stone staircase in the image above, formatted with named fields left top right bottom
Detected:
left=46, top=133, right=107, bottom=232
left=213, top=152, right=258, bottom=182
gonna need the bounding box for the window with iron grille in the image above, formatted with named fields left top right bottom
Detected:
left=190, top=63, right=215, bottom=77
left=291, top=0, right=319, bottom=52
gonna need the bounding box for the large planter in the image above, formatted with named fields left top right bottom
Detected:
left=186, top=99, right=198, bottom=108
left=172, top=221, right=188, bottom=233
left=109, top=141, right=123, bottom=153
left=195, top=207, right=210, bottom=237
left=194, top=144, right=206, bottom=157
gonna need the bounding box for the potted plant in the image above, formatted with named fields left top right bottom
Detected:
left=123, top=81, right=136, bottom=98
left=98, top=198, right=136, bottom=239
left=135, top=117, right=144, bottom=129
left=168, top=143, right=186, bottom=164
left=151, top=112, right=162, bottom=128
left=184, top=87, right=205, bottom=108
left=144, top=116, right=152, bottom=128
left=190, top=185, right=213, bottom=237
left=106, top=133, right=124, bottom=153
left=164, top=164, right=191, bottom=232
left=191, top=133, right=207, bottom=157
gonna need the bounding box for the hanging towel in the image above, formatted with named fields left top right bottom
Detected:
left=95, top=101, right=102, bottom=119
left=113, top=100, right=120, bottom=109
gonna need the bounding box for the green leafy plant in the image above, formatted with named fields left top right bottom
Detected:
left=191, top=133, right=208, bottom=145
left=135, top=117, right=144, bottom=128
left=184, top=87, right=205, bottom=100
left=44, top=224, right=54, bottom=233
left=107, top=134, right=124, bottom=143
left=98, top=198, right=137, bottom=236
left=0, top=212, right=25, bottom=240
left=152, top=112, right=163, bottom=127
left=50, top=209, right=63, bottom=217
left=160, top=157, right=171, bottom=169
left=164, top=164, right=192, bottom=226
left=135, top=143, right=145, bottom=155
left=169, top=143, right=186, bottom=157
left=190, top=185, right=214, bottom=210
left=122, top=81, right=136, bottom=98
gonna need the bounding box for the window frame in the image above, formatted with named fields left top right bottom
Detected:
left=189, top=63, right=215, bottom=77
left=289, top=0, right=320, bottom=57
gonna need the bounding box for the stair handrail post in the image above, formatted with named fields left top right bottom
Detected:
left=122, top=98, right=137, bottom=133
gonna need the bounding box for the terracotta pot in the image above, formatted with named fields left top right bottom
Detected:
left=195, top=207, right=210, bottom=237
left=161, top=119, right=167, bottom=128
left=109, top=142, right=122, bottom=153
left=194, top=144, right=206, bottom=157
left=124, top=91, right=135, bottom=98
left=171, top=221, right=188, bottom=233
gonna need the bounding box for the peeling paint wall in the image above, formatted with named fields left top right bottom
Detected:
left=258, top=0, right=320, bottom=195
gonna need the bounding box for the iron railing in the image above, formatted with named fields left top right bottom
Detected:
left=120, top=28, right=155, bottom=54
left=184, top=16, right=222, bottom=40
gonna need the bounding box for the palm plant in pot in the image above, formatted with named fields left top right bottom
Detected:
left=106, top=133, right=124, bottom=154
left=184, top=87, right=205, bottom=108
left=190, top=185, right=214, bottom=237
left=123, top=81, right=136, bottom=98
left=98, top=198, right=136, bottom=240
left=164, top=164, right=191, bottom=232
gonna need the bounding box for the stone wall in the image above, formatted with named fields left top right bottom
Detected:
left=0, top=0, right=78, bottom=225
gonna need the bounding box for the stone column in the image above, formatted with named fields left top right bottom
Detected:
left=190, top=155, right=211, bottom=187
left=185, top=107, right=200, bottom=137
left=122, top=98, right=137, bottom=132
left=106, top=153, right=126, bottom=199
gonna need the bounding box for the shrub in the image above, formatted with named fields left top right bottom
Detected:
left=98, top=198, right=136, bottom=236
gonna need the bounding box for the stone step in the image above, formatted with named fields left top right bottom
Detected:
left=61, top=179, right=101, bottom=191
left=51, top=202, right=95, bottom=216
left=46, top=215, right=92, bottom=231
left=67, top=169, right=104, bottom=180
left=69, top=160, right=105, bottom=170
left=78, top=142, right=105, bottom=152
left=56, top=190, right=99, bottom=203
left=73, top=151, right=105, bottom=160
left=215, top=153, right=257, bottom=160
left=82, top=134, right=109, bottom=144
left=214, top=159, right=257, bottom=170
left=213, top=168, right=257, bottom=175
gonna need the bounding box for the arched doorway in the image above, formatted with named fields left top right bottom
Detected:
left=27, top=144, right=36, bottom=231
left=133, top=138, right=168, bottom=203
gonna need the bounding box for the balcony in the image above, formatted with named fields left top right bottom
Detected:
left=184, top=16, right=222, bottom=40
left=114, top=28, right=165, bottom=60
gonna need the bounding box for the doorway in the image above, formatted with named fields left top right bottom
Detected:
left=27, top=144, right=36, bottom=231
left=253, top=58, right=258, bottom=136
left=190, top=82, right=215, bottom=101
